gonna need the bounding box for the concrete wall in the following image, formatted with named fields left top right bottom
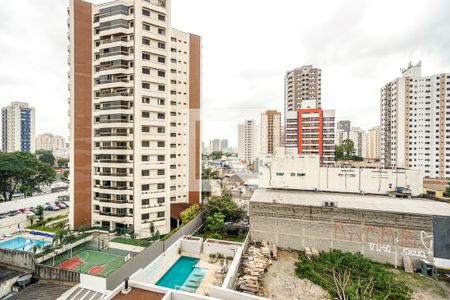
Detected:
left=0, top=214, right=28, bottom=236
left=258, top=150, right=423, bottom=196
left=180, top=237, right=203, bottom=254
left=80, top=274, right=107, bottom=292
left=209, top=286, right=267, bottom=300
left=222, top=235, right=249, bottom=289
left=250, top=202, right=436, bottom=266
left=203, top=239, right=242, bottom=258
left=35, top=264, right=80, bottom=282
left=0, top=191, right=68, bottom=213
left=0, top=248, right=34, bottom=271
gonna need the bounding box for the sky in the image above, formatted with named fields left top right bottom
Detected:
left=0, top=0, right=449, bottom=148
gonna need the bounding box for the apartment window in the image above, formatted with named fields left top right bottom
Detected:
left=142, top=82, right=150, bottom=89
left=158, top=70, right=165, bottom=77
left=158, top=42, right=165, bottom=49
left=142, top=67, right=150, bottom=74
left=158, top=56, right=165, bottom=63
left=142, top=9, right=150, bottom=16
left=142, top=141, right=150, bottom=147
left=158, top=14, right=166, bottom=21
left=276, top=172, right=284, bottom=176
left=142, top=155, right=149, bottom=161
left=157, top=183, right=165, bottom=189
left=157, top=127, right=165, bottom=133
left=142, top=199, right=149, bottom=205
left=157, top=141, right=165, bottom=147
left=142, top=52, right=150, bottom=60
left=157, top=113, right=165, bottom=119
left=157, top=155, right=165, bottom=161
left=157, top=169, right=165, bottom=175
left=142, top=38, right=150, bottom=45
left=142, top=97, right=150, bottom=104
left=142, top=111, right=150, bottom=118
left=171, top=37, right=176, bottom=42
left=142, top=170, right=149, bottom=176
left=142, top=126, right=150, bottom=132
left=157, top=197, right=165, bottom=203
left=143, top=23, right=150, bottom=31
left=157, top=211, right=165, bottom=218
left=158, top=28, right=166, bottom=35
left=142, top=184, right=149, bottom=191
left=142, top=213, right=149, bottom=220
left=158, top=99, right=165, bottom=105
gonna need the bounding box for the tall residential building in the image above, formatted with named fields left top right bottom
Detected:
left=368, top=126, right=381, bottom=159
left=238, top=120, right=259, bottom=163
left=348, top=127, right=368, bottom=158
left=209, top=139, right=220, bottom=153
left=337, top=120, right=351, bottom=133
left=285, top=100, right=335, bottom=165
left=1, top=102, right=35, bottom=153
left=260, top=110, right=281, bottom=154
left=36, top=133, right=66, bottom=151
left=381, top=62, right=450, bottom=178
left=220, top=139, right=228, bottom=152
left=68, top=0, right=201, bottom=234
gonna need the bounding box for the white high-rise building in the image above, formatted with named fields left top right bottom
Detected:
left=348, top=127, right=368, bottom=158
left=381, top=62, right=450, bottom=178
left=209, top=139, right=220, bottom=153
left=68, top=0, right=201, bottom=234
left=36, top=133, right=66, bottom=151
left=1, top=102, right=35, bottom=153
left=238, top=120, right=259, bottom=163
left=368, top=126, right=381, bottom=159
left=260, top=110, right=281, bottom=154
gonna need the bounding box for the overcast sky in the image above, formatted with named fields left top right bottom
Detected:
left=0, top=0, right=449, bottom=147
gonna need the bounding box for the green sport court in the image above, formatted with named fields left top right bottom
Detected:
left=45, top=245, right=127, bottom=277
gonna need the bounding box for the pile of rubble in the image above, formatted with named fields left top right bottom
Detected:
left=236, top=241, right=277, bottom=295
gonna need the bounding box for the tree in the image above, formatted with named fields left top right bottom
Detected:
left=0, top=152, right=56, bottom=202
left=335, top=145, right=344, bottom=160
left=57, top=158, right=69, bottom=168
left=180, top=204, right=201, bottom=225
left=206, top=212, right=225, bottom=234
left=36, top=205, right=44, bottom=222
left=205, top=195, right=245, bottom=222
left=149, top=221, right=160, bottom=241
left=210, top=151, right=223, bottom=160
left=36, top=150, right=55, bottom=167
left=342, top=139, right=355, bottom=157
left=62, top=170, right=69, bottom=183
left=202, top=168, right=219, bottom=180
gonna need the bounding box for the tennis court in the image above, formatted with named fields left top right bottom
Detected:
left=46, top=245, right=127, bottom=277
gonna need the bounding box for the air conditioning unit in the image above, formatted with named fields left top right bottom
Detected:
left=323, top=201, right=330, bottom=207
left=330, top=201, right=338, bottom=207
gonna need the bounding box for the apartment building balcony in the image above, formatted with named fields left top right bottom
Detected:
left=98, top=211, right=129, bottom=217
left=94, top=197, right=130, bottom=204
left=94, top=184, right=131, bottom=191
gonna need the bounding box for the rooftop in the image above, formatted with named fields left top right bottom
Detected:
left=113, top=288, right=165, bottom=300
left=250, top=189, right=450, bottom=216
left=8, top=283, right=72, bottom=300
left=0, top=267, right=22, bottom=283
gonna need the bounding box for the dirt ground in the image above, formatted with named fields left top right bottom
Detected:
left=391, top=269, right=450, bottom=300
left=260, top=250, right=328, bottom=300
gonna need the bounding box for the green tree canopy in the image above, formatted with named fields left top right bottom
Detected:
left=57, top=158, right=69, bottom=168
left=206, top=212, right=225, bottom=234
left=202, top=168, right=219, bottom=180
left=0, top=152, right=56, bottom=202
left=36, top=150, right=55, bottom=166
left=210, top=151, right=223, bottom=160
left=180, top=204, right=201, bottom=225
left=341, top=139, right=355, bottom=157
left=205, top=195, right=245, bottom=222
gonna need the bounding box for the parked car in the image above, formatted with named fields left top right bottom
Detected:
left=55, top=202, right=68, bottom=209
left=0, top=213, right=8, bottom=219
left=8, top=210, right=20, bottom=216
left=18, top=208, right=28, bottom=213
left=44, top=205, right=60, bottom=211
left=25, top=211, right=36, bottom=217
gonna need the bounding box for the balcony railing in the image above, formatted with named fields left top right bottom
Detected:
left=99, top=51, right=129, bottom=58
left=94, top=159, right=130, bottom=163
left=94, top=172, right=130, bottom=177
left=100, top=37, right=129, bottom=45
left=97, top=79, right=129, bottom=85
left=98, top=65, right=128, bottom=72
left=94, top=185, right=130, bottom=190
left=97, top=146, right=132, bottom=150
left=98, top=211, right=128, bottom=217
left=96, top=92, right=131, bottom=98
left=94, top=197, right=130, bottom=204
left=95, top=133, right=129, bottom=137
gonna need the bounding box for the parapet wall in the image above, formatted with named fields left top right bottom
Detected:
left=250, top=202, right=436, bottom=266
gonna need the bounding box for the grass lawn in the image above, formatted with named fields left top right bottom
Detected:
left=26, top=225, right=60, bottom=233
left=391, top=269, right=450, bottom=299
left=111, top=237, right=151, bottom=247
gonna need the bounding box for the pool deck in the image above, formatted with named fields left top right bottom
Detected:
left=149, top=252, right=225, bottom=296
left=0, top=233, right=53, bottom=252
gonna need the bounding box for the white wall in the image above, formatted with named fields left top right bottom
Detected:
left=209, top=286, right=267, bottom=300
left=180, top=237, right=203, bottom=254
left=258, top=149, right=423, bottom=196
left=203, top=239, right=242, bottom=258
left=80, top=274, right=107, bottom=292
left=0, top=191, right=68, bottom=214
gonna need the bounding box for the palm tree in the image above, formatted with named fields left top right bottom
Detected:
left=202, top=168, right=219, bottom=180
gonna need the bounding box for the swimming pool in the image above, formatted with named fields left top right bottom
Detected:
left=0, top=236, right=50, bottom=252
left=156, top=256, right=208, bottom=291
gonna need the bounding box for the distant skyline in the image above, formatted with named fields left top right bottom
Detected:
left=0, top=0, right=449, bottom=147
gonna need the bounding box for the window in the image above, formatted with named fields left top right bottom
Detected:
left=157, top=127, right=165, bottom=133
left=142, top=184, right=149, bottom=191
left=142, top=170, right=149, bottom=176
left=158, top=99, right=165, bottom=105
left=142, top=97, right=150, bottom=104
left=142, top=140, right=150, bottom=147
left=157, top=113, right=165, bottom=119
left=142, top=213, right=149, bottom=220
left=157, top=155, right=165, bottom=161
left=142, top=53, right=150, bottom=60
left=158, top=56, right=165, bottom=63
left=158, top=14, right=165, bottom=21
left=142, top=67, right=150, bottom=74
left=142, top=82, right=150, bottom=89
left=142, top=9, right=150, bottom=16
left=157, top=197, right=165, bottom=203
left=142, top=38, right=150, bottom=45
left=275, top=172, right=284, bottom=176
left=142, top=126, right=150, bottom=132
left=158, top=28, right=165, bottom=35
left=157, top=183, right=165, bottom=189
left=158, top=70, right=165, bottom=77
left=142, top=155, right=149, bottom=161
left=157, top=211, right=165, bottom=218
left=157, top=141, right=165, bottom=147
left=158, top=42, right=165, bottom=49
left=142, top=199, right=149, bottom=205
left=142, top=111, right=150, bottom=118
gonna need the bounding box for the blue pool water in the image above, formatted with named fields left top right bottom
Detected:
left=0, top=236, right=50, bottom=252
left=156, top=256, right=207, bottom=291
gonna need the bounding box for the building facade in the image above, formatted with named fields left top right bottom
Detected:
left=368, top=126, right=381, bottom=159
left=348, top=127, right=368, bottom=158
left=220, top=139, right=228, bottom=152
left=337, top=120, right=351, bottom=133
left=209, top=139, right=220, bottom=153
left=1, top=102, right=35, bottom=153
left=285, top=100, right=335, bottom=165
left=237, top=120, right=258, bottom=163
left=260, top=110, right=281, bottom=154
left=36, top=133, right=66, bottom=151
left=68, top=0, right=201, bottom=235
left=381, top=62, right=450, bottom=178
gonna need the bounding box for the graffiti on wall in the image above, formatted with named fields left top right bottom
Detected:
left=333, top=223, right=433, bottom=257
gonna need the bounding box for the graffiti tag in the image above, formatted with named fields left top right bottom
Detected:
left=402, top=248, right=426, bottom=258
left=369, top=243, right=391, bottom=253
